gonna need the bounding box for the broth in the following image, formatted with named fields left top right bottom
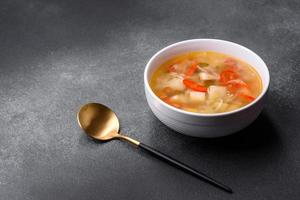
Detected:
left=150, top=51, right=262, bottom=113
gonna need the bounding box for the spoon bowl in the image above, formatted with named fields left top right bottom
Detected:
left=77, top=103, right=120, bottom=141
left=77, top=103, right=139, bottom=145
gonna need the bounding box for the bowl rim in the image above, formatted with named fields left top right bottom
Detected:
left=144, top=38, right=270, bottom=117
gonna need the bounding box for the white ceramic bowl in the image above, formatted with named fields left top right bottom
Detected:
left=144, top=39, right=270, bottom=138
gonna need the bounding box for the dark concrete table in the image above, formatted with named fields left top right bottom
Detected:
left=1, top=0, right=299, bottom=199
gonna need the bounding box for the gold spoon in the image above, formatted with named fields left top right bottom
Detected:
left=77, top=103, right=233, bottom=193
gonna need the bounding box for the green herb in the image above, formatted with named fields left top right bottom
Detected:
left=198, top=62, right=209, bottom=67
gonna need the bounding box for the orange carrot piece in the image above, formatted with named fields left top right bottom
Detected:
left=224, top=58, right=240, bottom=71
left=183, top=79, right=207, bottom=92
left=226, top=80, right=249, bottom=93
left=224, top=58, right=237, bottom=67
left=167, top=65, right=176, bottom=72
left=184, top=63, right=198, bottom=76
left=164, top=98, right=182, bottom=108
left=237, top=93, right=255, bottom=102
left=220, top=70, right=239, bottom=84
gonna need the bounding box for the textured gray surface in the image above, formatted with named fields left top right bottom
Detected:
left=0, top=0, right=299, bottom=199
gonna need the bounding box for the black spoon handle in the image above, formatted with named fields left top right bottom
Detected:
left=138, top=143, right=233, bottom=193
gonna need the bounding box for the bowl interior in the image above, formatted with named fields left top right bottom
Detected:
left=146, top=39, right=269, bottom=94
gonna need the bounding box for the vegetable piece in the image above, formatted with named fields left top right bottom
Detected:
left=188, top=91, right=206, bottom=103
left=164, top=98, right=182, bottom=108
left=199, top=72, right=219, bottom=81
left=226, top=79, right=248, bottom=86
left=214, top=99, right=224, bottom=112
left=166, top=78, right=185, bottom=91
left=208, top=86, right=227, bottom=101
left=224, top=58, right=240, bottom=71
left=184, top=63, right=198, bottom=76
left=169, top=94, right=180, bottom=101
left=168, top=64, right=183, bottom=73
left=162, top=87, right=175, bottom=96
left=198, top=62, right=209, bottom=67
left=183, top=79, right=207, bottom=92
left=227, top=103, right=241, bottom=111
left=224, top=58, right=237, bottom=67
left=157, top=87, right=171, bottom=100
left=157, top=87, right=179, bottom=100
left=218, top=102, right=229, bottom=112
left=237, top=93, right=255, bottom=102
left=158, top=93, right=168, bottom=100
left=169, top=94, right=189, bottom=104
left=168, top=65, right=176, bottom=72
left=220, top=70, right=239, bottom=84
left=225, top=79, right=249, bottom=93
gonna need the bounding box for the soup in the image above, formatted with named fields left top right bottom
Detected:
left=150, top=51, right=262, bottom=113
